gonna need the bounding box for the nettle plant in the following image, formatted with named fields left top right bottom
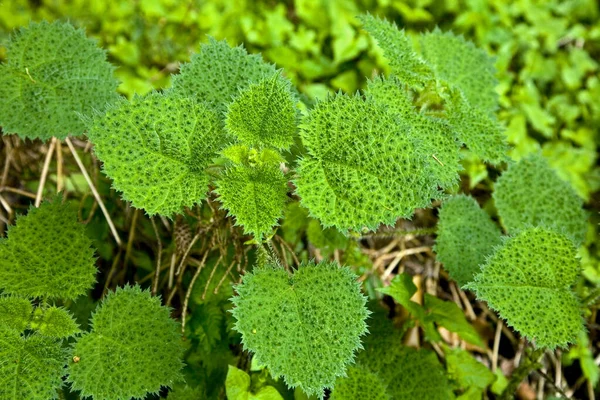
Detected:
left=0, top=15, right=589, bottom=399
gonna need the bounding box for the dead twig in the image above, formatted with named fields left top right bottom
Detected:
left=150, top=216, right=163, bottom=296
left=181, top=249, right=211, bottom=335
left=65, top=137, right=121, bottom=246
left=35, top=137, right=57, bottom=207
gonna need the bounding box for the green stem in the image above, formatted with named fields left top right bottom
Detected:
left=500, top=347, right=544, bottom=400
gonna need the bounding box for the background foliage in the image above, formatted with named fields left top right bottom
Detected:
left=0, top=0, right=599, bottom=399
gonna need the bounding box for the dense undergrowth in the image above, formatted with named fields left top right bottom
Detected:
left=0, top=1, right=598, bottom=400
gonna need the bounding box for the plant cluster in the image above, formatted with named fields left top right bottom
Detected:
left=0, top=12, right=594, bottom=400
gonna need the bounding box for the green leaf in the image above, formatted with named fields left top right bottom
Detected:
left=170, top=37, right=278, bottom=115
left=424, top=295, right=484, bottom=347
left=377, top=273, right=439, bottom=342
left=30, top=306, right=80, bottom=338
left=88, top=92, right=227, bottom=216
left=0, top=21, right=118, bottom=140
left=359, top=14, right=433, bottom=88
left=419, top=29, right=498, bottom=114
left=306, top=219, right=349, bottom=256
left=226, top=74, right=298, bottom=150
left=467, top=227, right=585, bottom=349
left=168, top=385, right=206, bottom=400
left=67, top=285, right=185, bottom=400
left=565, top=331, right=600, bottom=387
left=445, top=347, right=495, bottom=392
left=376, top=347, right=454, bottom=400
left=329, top=365, right=389, bottom=400
left=231, top=261, right=369, bottom=398
left=445, top=89, right=508, bottom=165
left=0, top=330, right=66, bottom=400
left=226, top=366, right=253, bottom=400
left=434, top=195, right=502, bottom=286
left=0, top=297, right=32, bottom=333
left=332, top=315, right=454, bottom=400
left=295, top=93, right=440, bottom=232
left=493, top=153, right=588, bottom=244
left=377, top=274, right=424, bottom=321
left=215, top=162, right=288, bottom=241
left=0, top=198, right=97, bottom=300
left=366, top=76, right=462, bottom=189
left=226, top=365, right=284, bottom=400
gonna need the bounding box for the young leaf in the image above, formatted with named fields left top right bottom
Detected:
left=88, top=92, right=227, bottom=216
left=424, top=294, right=484, bottom=347
left=493, top=153, right=588, bottom=244
left=0, top=198, right=97, bottom=299
left=30, top=306, right=80, bottom=338
left=215, top=162, right=288, bottom=241
left=467, top=227, right=585, bottom=349
left=231, top=261, right=369, bottom=398
left=0, top=330, right=66, bottom=399
left=67, top=285, right=185, bottom=400
left=226, top=365, right=284, bottom=400
left=0, top=296, right=32, bottom=333
left=445, top=347, right=495, bottom=394
left=419, top=29, right=498, bottom=114
left=366, top=76, right=462, bottom=188
left=359, top=14, right=433, bottom=88
left=170, top=37, right=278, bottom=114
left=226, top=74, right=298, bottom=150
left=295, top=93, right=440, bottom=232
left=434, top=195, right=502, bottom=286
left=0, top=21, right=118, bottom=140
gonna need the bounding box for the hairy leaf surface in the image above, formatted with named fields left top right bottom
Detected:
left=330, top=366, right=389, bottom=400
left=226, top=74, right=298, bottom=149
left=0, top=297, right=32, bottom=333
left=359, top=14, right=432, bottom=88
left=67, top=285, right=185, bottom=400
left=231, top=261, right=369, bottom=398
left=366, top=76, right=461, bottom=188
left=420, top=29, right=498, bottom=114
left=434, top=195, right=502, bottom=286
left=445, top=89, right=508, bottom=164
left=331, top=314, right=453, bottom=400
left=0, top=21, right=118, bottom=140
left=445, top=347, right=495, bottom=393
left=0, top=330, right=66, bottom=400
left=170, top=37, right=278, bottom=114
left=88, top=92, right=227, bottom=216
left=0, top=199, right=97, bottom=299
left=215, top=162, right=288, bottom=240
left=295, top=93, right=439, bottom=232
left=30, top=307, right=80, bottom=338
left=467, top=227, right=584, bottom=349
left=493, top=153, right=587, bottom=244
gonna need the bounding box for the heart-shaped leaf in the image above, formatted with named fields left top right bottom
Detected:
left=231, top=261, right=369, bottom=398
left=467, top=227, right=584, bottom=349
